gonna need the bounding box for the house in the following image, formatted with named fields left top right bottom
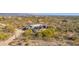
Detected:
left=22, top=24, right=48, bottom=32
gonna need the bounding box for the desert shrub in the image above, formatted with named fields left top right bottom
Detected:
left=35, top=32, right=42, bottom=37
left=23, top=29, right=33, bottom=37
left=0, top=32, right=9, bottom=40
left=73, top=39, right=79, bottom=45
left=41, top=28, right=56, bottom=38
left=4, top=25, right=15, bottom=33
left=0, top=16, right=4, bottom=21
left=17, top=17, right=22, bottom=21
left=34, top=28, right=57, bottom=38
left=63, top=33, right=79, bottom=41
left=8, top=38, right=29, bottom=46
left=34, top=32, right=43, bottom=40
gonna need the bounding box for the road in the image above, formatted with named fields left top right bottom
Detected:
left=0, top=29, right=24, bottom=46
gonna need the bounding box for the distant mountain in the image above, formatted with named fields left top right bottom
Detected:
left=0, top=13, right=79, bottom=16
left=0, top=13, right=32, bottom=16
left=31, top=13, right=79, bottom=16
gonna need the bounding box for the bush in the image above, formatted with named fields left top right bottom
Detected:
left=35, top=32, right=42, bottom=37
left=41, top=28, right=56, bottom=38
left=22, top=29, right=33, bottom=37
left=34, top=32, right=43, bottom=40
left=0, top=32, right=9, bottom=40
left=4, top=25, right=15, bottom=33
left=34, top=28, right=57, bottom=38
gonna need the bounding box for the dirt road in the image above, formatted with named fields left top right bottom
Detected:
left=0, top=29, right=24, bottom=46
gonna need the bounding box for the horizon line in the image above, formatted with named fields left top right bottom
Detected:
left=0, top=13, right=79, bottom=16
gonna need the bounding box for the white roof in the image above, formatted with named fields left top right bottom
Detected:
left=30, top=24, right=44, bottom=27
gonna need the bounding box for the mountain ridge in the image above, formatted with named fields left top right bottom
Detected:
left=0, top=13, right=79, bottom=16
